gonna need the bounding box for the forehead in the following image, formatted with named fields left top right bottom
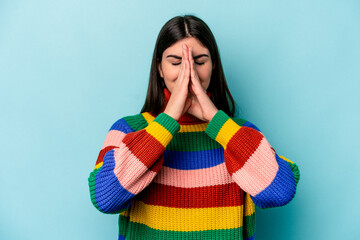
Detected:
left=163, top=37, right=209, bottom=55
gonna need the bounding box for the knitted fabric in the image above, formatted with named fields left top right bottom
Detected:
left=88, top=88, right=300, bottom=240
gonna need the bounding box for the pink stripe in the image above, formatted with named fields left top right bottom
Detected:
left=232, top=137, right=279, bottom=196
left=153, top=162, right=234, bottom=188
left=113, top=141, right=157, bottom=195
left=101, top=130, right=126, bottom=149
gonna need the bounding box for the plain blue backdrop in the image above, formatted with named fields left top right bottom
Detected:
left=1, top=0, right=359, bottom=239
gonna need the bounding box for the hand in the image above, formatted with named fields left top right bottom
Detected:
left=163, top=44, right=192, bottom=121
left=186, top=46, right=219, bottom=122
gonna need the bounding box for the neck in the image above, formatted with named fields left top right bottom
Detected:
left=156, top=87, right=208, bottom=124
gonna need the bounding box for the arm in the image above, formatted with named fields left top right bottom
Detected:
left=205, top=110, right=300, bottom=209
left=88, top=112, right=180, bottom=214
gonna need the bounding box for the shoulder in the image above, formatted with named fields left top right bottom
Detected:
left=231, top=116, right=262, bottom=133
left=109, top=112, right=152, bottom=133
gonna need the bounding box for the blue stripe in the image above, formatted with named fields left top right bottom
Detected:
left=118, top=235, right=126, bottom=240
left=243, top=121, right=261, bottom=132
left=109, top=118, right=134, bottom=133
left=251, top=153, right=296, bottom=208
left=245, top=236, right=255, bottom=240
left=95, top=149, right=134, bottom=213
left=163, top=148, right=224, bottom=170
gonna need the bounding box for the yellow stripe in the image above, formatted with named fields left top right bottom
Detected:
left=179, top=123, right=208, bottom=132
left=244, top=193, right=255, bottom=217
left=120, top=208, right=130, bottom=217
left=215, top=119, right=241, bottom=149
left=122, top=199, right=243, bottom=231
left=94, top=161, right=103, bottom=169
left=278, top=155, right=294, bottom=164
left=145, top=121, right=173, bottom=147
left=142, top=112, right=155, bottom=124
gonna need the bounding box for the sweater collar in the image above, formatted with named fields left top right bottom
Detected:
left=160, top=87, right=210, bottom=124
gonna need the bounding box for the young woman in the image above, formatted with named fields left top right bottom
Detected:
left=88, top=15, right=300, bottom=240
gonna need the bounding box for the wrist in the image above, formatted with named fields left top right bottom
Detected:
left=207, top=108, right=219, bottom=122
left=163, top=109, right=178, bottom=121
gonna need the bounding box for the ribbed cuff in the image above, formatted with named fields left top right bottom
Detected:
left=144, top=112, right=180, bottom=148
left=154, top=112, right=180, bottom=135
left=205, top=110, right=231, bottom=140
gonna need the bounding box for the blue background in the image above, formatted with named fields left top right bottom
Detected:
left=1, top=0, right=359, bottom=239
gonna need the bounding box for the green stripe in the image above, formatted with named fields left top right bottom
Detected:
left=165, top=115, right=248, bottom=152
left=286, top=161, right=300, bottom=186
left=122, top=112, right=249, bottom=152
left=205, top=110, right=230, bottom=140
left=205, top=110, right=248, bottom=141
left=118, top=214, right=245, bottom=240
left=88, top=167, right=101, bottom=211
left=166, top=131, right=222, bottom=151
left=124, top=113, right=148, bottom=131
left=243, top=213, right=255, bottom=239
left=153, top=112, right=180, bottom=135
left=124, top=112, right=180, bottom=136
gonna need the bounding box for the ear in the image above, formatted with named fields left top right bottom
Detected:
left=157, top=62, right=163, bottom=78
left=212, top=61, right=216, bottom=70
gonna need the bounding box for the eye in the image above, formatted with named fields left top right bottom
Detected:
left=172, top=62, right=205, bottom=66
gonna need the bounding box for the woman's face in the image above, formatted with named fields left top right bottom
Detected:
left=157, top=37, right=215, bottom=93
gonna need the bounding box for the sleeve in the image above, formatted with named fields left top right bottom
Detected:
left=88, top=112, right=180, bottom=214
left=205, top=110, right=300, bottom=209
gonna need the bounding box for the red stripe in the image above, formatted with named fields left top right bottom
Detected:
left=122, top=130, right=165, bottom=168
left=148, top=155, right=165, bottom=173
left=95, top=145, right=117, bottom=165
left=225, top=127, right=263, bottom=175
left=135, top=182, right=244, bottom=208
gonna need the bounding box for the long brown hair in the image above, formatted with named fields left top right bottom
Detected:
left=140, top=14, right=239, bottom=118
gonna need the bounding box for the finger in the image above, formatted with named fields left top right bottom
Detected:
left=188, top=47, right=196, bottom=89
left=189, top=47, right=198, bottom=83
left=177, top=44, right=186, bottom=84
left=182, top=43, right=188, bottom=73
left=189, top=47, right=197, bottom=81
left=182, top=44, right=190, bottom=83
left=184, top=56, right=190, bottom=85
left=190, top=47, right=201, bottom=82
left=183, top=43, right=188, bottom=61
left=189, top=47, right=202, bottom=90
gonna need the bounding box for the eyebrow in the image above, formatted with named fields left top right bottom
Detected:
left=166, top=54, right=209, bottom=60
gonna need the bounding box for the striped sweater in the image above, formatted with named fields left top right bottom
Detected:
left=88, top=88, right=300, bottom=240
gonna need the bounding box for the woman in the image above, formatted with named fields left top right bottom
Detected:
left=88, top=15, right=300, bottom=240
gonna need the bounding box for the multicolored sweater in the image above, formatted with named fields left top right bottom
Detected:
left=88, top=88, right=300, bottom=240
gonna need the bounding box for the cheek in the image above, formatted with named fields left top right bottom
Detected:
left=196, top=66, right=212, bottom=89
left=162, top=65, right=181, bottom=90
left=163, top=65, right=180, bottom=81
left=196, top=65, right=212, bottom=80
